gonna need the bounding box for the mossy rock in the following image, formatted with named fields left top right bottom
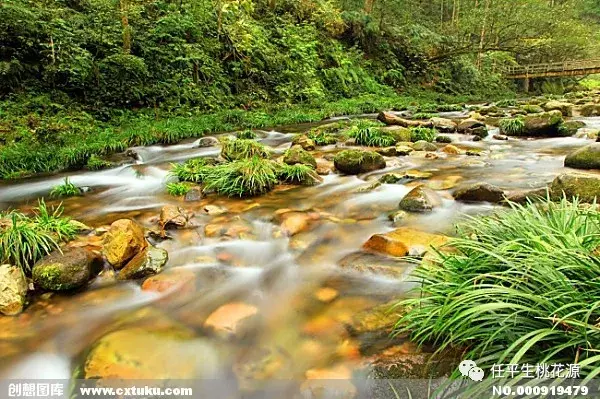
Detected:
left=520, top=111, right=565, bottom=137
left=398, top=185, right=441, bottom=212
left=118, top=246, right=168, bottom=280
left=380, top=126, right=412, bottom=142
left=562, top=120, right=586, bottom=136
left=291, top=135, right=316, bottom=151
left=333, top=150, right=386, bottom=175
left=543, top=100, right=573, bottom=117
left=550, top=173, right=600, bottom=203
left=412, top=141, right=437, bottom=151
left=580, top=103, right=600, bottom=117
left=32, top=248, right=103, bottom=291
left=564, top=143, right=600, bottom=170
left=521, top=104, right=544, bottom=114
left=283, top=145, right=317, bottom=168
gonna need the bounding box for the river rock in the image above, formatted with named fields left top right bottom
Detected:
left=333, top=150, right=386, bottom=175
left=519, top=111, right=565, bottom=137
left=142, top=269, right=196, bottom=293
left=0, top=264, right=28, bottom=316
left=280, top=212, right=318, bottom=236
left=493, top=134, right=509, bottom=140
left=337, top=252, right=412, bottom=279
left=381, top=126, right=412, bottom=142
left=103, top=219, right=147, bottom=269
left=441, top=144, right=461, bottom=155
left=184, top=186, right=203, bottom=202
left=117, top=246, right=168, bottom=280
left=411, top=141, right=437, bottom=151
left=564, top=143, right=600, bottom=170
left=362, top=228, right=449, bottom=257
left=347, top=300, right=405, bottom=346
left=375, top=147, right=397, bottom=157
left=160, top=205, right=189, bottom=229
left=378, top=112, right=428, bottom=127
left=457, top=118, right=485, bottom=133
left=204, top=302, right=259, bottom=336
left=580, top=103, right=600, bottom=117
left=32, top=248, right=103, bottom=291
left=315, top=159, right=334, bottom=175
left=550, top=173, right=600, bottom=203
left=197, top=136, right=220, bottom=147
left=398, top=185, right=441, bottom=212
left=543, top=100, right=573, bottom=117
left=430, top=117, right=457, bottom=133
left=283, top=145, right=317, bottom=168
left=292, top=135, right=316, bottom=151
left=453, top=183, right=505, bottom=203
left=83, top=326, right=221, bottom=379
left=395, top=145, right=414, bottom=156
left=505, top=187, right=549, bottom=204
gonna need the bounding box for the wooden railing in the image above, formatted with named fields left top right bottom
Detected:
left=504, top=59, right=600, bottom=78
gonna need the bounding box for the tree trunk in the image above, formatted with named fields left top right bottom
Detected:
left=477, top=0, right=491, bottom=69
left=120, top=0, right=131, bottom=54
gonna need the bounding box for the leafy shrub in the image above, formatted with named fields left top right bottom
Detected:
left=278, top=164, right=320, bottom=185
left=170, top=158, right=211, bottom=183
left=410, top=127, right=437, bottom=142
left=203, top=157, right=278, bottom=197
left=0, top=201, right=80, bottom=272
left=166, top=182, right=192, bottom=196
left=236, top=130, right=257, bottom=139
left=50, top=178, right=80, bottom=198
left=395, top=198, right=600, bottom=383
left=499, top=117, right=525, bottom=135
left=220, top=138, right=271, bottom=161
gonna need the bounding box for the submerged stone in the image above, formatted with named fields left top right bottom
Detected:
left=362, top=228, right=449, bottom=257
left=117, top=246, right=168, bottom=280
left=453, top=182, right=505, bottom=203
left=32, top=248, right=103, bottom=291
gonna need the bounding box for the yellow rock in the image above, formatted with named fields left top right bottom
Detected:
left=315, top=287, right=339, bottom=303
left=441, top=144, right=461, bottom=155
left=362, top=228, right=449, bottom=257
left=204, top=302, right=258, bottom=335
left=102, top=219, right=147, bottom=269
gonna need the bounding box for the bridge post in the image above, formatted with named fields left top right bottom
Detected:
left=522, top=77, right=530, bottom=93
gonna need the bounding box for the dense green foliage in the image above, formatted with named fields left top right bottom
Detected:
left=410, top=127, right=437, bottom=142
left=395, top=199, right=600, bottom=385
left=349, top=120, right=395, bottom=147
left=202, top=156, right=279, bottom=197
left=166, top=182, right=192, bottom=196
left=1, top=0, right=599, bottom=178
left=0, top=201, right=80, bottom=272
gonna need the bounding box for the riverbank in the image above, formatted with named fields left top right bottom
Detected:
left=0, top=90, right=505, bottom=180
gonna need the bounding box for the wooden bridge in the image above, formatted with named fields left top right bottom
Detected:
left=504, top=59, right=600, bottom=79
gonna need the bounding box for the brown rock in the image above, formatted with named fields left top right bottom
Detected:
left=363, top=228, right=449, bottom=257
left=441, top=144, right=461, bottom=155
left=0, top=264, right=28, bottom=316
left=103, top=219, right=147, bottom=269
left=280, top=212, right=318, bottom=236
left=159, top=205, right=188, bottom=229
left=338, top=252, right=412, bottom=278
left=377, top=112, right=432, bottom=128
left=398, top=185, right=442, bottom=212
left=453, top=182, right=505, bottom=203
left=141, top=269, right=196, bottom=293
left=204, top=302, right=258, bottom=335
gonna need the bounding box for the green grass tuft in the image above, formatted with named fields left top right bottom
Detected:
left=169, top=158, right=211, bottom=183
left=499, top=117, right=525, bottom=135
left=278, top=164, right=320, bottom=186
left=50, top=177, right=81, bottom=198
left=394, top=198, right=600, bottom=383
left=203, top=157, right=278, bottom=197
left=410, top=127, right=437, bottom=142
left=0, top=201, right=80, bottom=273
left=220, top=138, right=271, bottom=161
left=86, top=155, right=113, bottom=171
left=166, top=182, right=192, bottom=196
left=349, top=120, right=396, bottom=147
left=307, top=131, right=338, bottom=146
left=236, top=129, right=257, bottom=139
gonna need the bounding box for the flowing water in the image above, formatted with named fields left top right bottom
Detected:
left=0, top=113, right=597, bottom=394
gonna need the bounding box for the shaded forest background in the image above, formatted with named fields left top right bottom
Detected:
left=1, top=0, right=600, bottom=177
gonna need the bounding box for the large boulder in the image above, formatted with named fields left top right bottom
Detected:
left=398, top=185, right=441, bottom=212
left=412, top=141, right=437, bottom=151
left=103, top=219, right=147, bottom=269
left=0, top=264, right=28, bottom=316
left=32, top=248, right=103, bottom=291
left=381, top=126, right=412, bottom=142
left=283, top=145, right=317, bottom=168
left=520, top=111, right=565, bottom=137
left=562, top=120, right=586, bottom=136
left=362, top=228, right=449, bottom=257
left=550, top=173, right=600, bottom=203
left=543, top=100, right=573, bottom=117
left=333, top=150, right=386, bottom=175
left=457, top=119, right=485, bottom=133
left=118, top=246, right=168, bottom=280
left=564, top=143, right=600, bottom=170
left=453, top=183, right=505, bottom=203
left=430, top=117, right=457, bottom=133
left=580, top=103, right=600, bottom=117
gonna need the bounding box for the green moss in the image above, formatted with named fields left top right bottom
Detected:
left=333, top=149, right=385, bottom=174
left=435, top=135, right=453, bottom=143
left=283, top=146, right=317, bottom=168
left=86, top=155, right=113, bottom=171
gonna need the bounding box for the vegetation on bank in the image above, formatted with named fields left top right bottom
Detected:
left=0, top=202, right=80, bottom=272
left=394, top=198, right=600, bottom=384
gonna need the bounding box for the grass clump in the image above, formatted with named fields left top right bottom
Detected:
left=307, top=131, right=338, bottom=146
left=522, top=104, right=544, bottom=114
left=411, top=112, right=438, bottom=120
left=495, top=99, right=517, bottom=107
left=86, top=155, right=113, bottom=171
left=166, top=182, right=192, bottom=196
left=170, top=158, right=211, bottom=183
left=50, top=177, right=81, bottom=198
left=203, top=156, right=278, bottom=197
left=499, top=117, right=525, bottom=135
left=278, top=164, right=320, bottom=186
left=410, top=127, right=437, bottom=142
left=349, top=120, right=396, bottom=147
left=236, top=130, right=257, bottom=139
left=0, top=201, right=80, bottom=273
left=220, top=138, right=271, bottom=161
left=394, top=198, right=600, bottom=384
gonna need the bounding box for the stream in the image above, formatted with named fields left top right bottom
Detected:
left=0, top=110, right=597, bottom=395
